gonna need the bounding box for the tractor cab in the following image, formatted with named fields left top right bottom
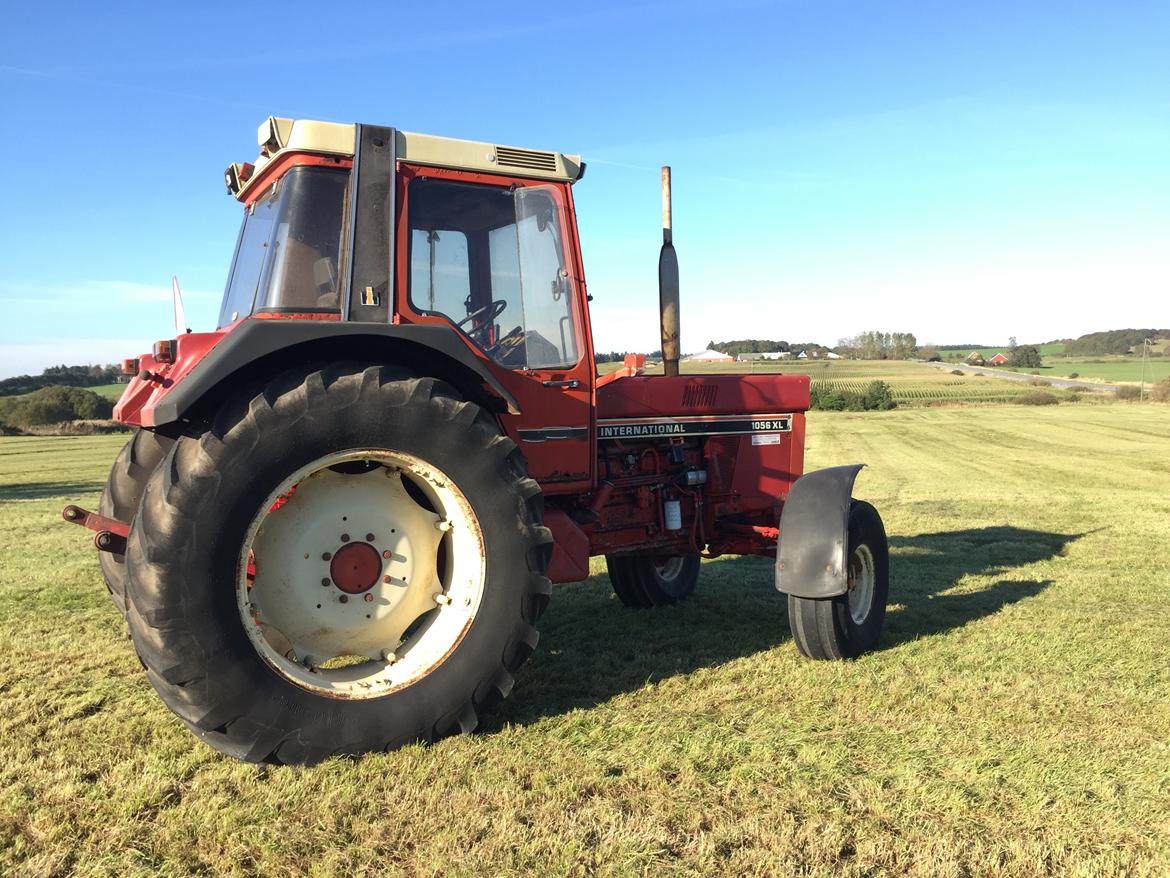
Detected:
left=119, top=117, right=597, bottom=490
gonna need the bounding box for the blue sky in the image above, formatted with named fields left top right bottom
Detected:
left=1, top=1, right=1166, bottom=375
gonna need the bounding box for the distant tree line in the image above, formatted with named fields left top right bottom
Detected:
left=0, top=386, right=114, bottom=430
left=0, top=364, right=122, bottom=397
left=594, top=350, right=662, bottom=363
left=1063, top=329, right=1169, bottom=357
left=835, top=331, right=918, bottom=360
left=707, top=340, right=830, bottom=356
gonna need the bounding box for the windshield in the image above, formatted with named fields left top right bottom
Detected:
left=217, top=166, right=348, bottom=328
left=407, top=179, right=579, bottom=370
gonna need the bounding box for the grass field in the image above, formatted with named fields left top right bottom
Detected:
left=934, top=346, right=1170, bottom=386
left=86, top=383, right=129, bottom=401
left=940, top=343, right=1068, bottom=361
left=615, top=358, right=1096, bottom=405
left=1033, top=357, right=1170, bottom=385
left=2, top=407, right=1169, bottom=876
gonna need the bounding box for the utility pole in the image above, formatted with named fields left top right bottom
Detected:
left=1139, top=338, right=1152, bottom=402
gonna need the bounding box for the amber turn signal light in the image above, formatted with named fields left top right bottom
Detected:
left=152, top=339, right=176, bottom=364
left=122, top=358, right=139, bottom=376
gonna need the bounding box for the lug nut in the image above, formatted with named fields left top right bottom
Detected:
left=366, top=533, right=375, bottom=542
left=364, top=593, right=374, bottom=603
left=339, top=595, right=349, bottom=604
left=381, top=649, right=397, bottom=663
left=435, top=520, right=452, bottom=532
left=383, top=550, right=392, bottom=559
left=322, top=552, right=332, bottom=561
left=434, top=594, right=452, bottom=606
left=340, top=533, right=350, bottom=542
left=321, top=578, right=331, bottom=587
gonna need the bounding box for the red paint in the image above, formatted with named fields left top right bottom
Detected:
left=544, top=509, right=591, bottom=583
left=596, top=354, right=646, bottom=388
left=114, top=329, right=229, bottom=427
left=330, top=542, right=383, bottom=594
left=61, top=505, right=130, bottom=539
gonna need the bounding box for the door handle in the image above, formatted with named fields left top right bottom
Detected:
left=542, top=379, right=581, bottom=389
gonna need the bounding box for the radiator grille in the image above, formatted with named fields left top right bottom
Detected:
left=681, top=384, right=718, bottom=408
left=495, top=145, right=558, bottom=172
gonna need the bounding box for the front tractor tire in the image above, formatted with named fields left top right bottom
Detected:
left=605, top=553, right=700, bottom=608
left=788, top=500, right=889, bottom=660
left=124, top=364, right=552, bottom=764
left=98, top=429, right=176, bottom=616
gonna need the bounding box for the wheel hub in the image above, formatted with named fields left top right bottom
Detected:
left=330, top=541, right=382, bottom=594
left=846, top=544, right=876, bottom=625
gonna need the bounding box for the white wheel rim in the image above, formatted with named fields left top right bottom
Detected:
left=846, top=544, right=876, bottom=625
left=237, top=449, right=485, bottom=699
left=654, top=556, right=686, bottom=581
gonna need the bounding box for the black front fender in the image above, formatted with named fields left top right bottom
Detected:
left=775, top=464, right=864, bottom=599
left=149, top=320, right=521, bottom=427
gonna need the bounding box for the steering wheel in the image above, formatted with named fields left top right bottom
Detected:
left=456, top=299, right=508, bottom=338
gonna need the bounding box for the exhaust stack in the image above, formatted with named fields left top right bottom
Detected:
left=658, top=166, right=680, bottom=377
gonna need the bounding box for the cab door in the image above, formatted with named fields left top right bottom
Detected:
left=397, top=166, right=595, bottom=494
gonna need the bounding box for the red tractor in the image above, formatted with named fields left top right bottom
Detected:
left=64, top=117, right=889, bottom=764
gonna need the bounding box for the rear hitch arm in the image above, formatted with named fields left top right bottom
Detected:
left=62, top=505, right=130, bottom=555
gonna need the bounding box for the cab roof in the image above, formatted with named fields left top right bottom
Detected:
left=226, top=116, right=584, bottom=200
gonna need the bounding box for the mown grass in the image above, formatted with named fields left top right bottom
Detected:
left=2, top=407, right=1169, bottom=877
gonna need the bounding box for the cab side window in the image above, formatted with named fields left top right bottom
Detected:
left=408, top=178, right=578, bottom=370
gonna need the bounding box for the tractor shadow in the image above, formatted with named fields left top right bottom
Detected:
left=485, top=525, right=1081, bottom=729
left=0, top=480, right=104, bottom=501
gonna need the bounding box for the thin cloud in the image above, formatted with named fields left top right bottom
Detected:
left=0, top=279, right=218, bottom=308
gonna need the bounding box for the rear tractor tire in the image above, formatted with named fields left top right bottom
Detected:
left=98, top=428, right=175, bottom=616
left=605, top=552, right=700, bottom=608
left=788, top=500, right=888, bottom=659
left=123, top=364, right=553, bottom=764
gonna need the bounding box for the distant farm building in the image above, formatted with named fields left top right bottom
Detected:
left=989, top=353, right=1009, bottom=365
left=684, top=349, right=734, bottom=363
left=736, top=351, right=790, bottom=362
left=825, top=351, right=842, bottom=359
left=966, top=351, right=986, bottom=365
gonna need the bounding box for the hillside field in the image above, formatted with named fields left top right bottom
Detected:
left=1035, top=356, right=1170, bottom=385
left=612, top=358, right=1112, bottom=405
left=940, top=343, right=1068, bottom=361
left=1, top=406, right=1168, bottom=876
left=87, top=383, right=130, bottom=401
